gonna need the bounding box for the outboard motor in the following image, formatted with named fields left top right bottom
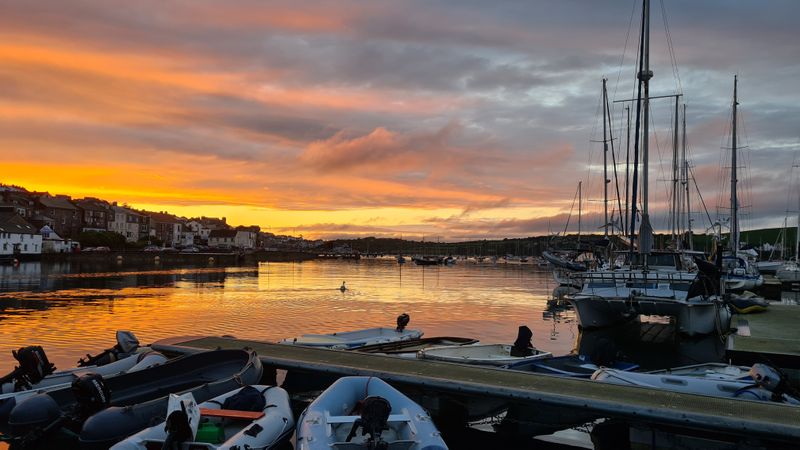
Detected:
left=0, top=346, right=56, bottom=391
left=396, top=313, right=410, bottom=332
left=71, top=373, right=111, bottom=420
left=345, top=396, right=391, bottom=448
left=162, top=406, right=194, bottom=450
left=78, top=331, right=140, bottom=367
left=510, top=325, right=534, bottom=357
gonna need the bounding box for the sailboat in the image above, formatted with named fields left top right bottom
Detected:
left=719, top=76, right=764, bottom=291
left=567, top=0, right=730, bottom=336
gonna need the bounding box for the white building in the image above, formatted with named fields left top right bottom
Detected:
left=39, top=225, right=78, bottom=253
left=208, top=229, right=237, bottom=249
left=0, top=211, right=42, bottom=257
left=234, top=230, right=257, bottom=249
left=109, top=205, right=147, bottom=242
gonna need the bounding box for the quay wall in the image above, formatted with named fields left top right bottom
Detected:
left=37, top=250, right=316, bottom=265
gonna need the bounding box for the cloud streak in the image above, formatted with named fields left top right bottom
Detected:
left=0, top=0, right=798, bottom=239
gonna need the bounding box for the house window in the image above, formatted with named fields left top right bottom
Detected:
left=24, top=244, right=28, bottom=251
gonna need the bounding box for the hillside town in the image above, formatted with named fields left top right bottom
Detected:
left=0, top=184, right=320, bottom=259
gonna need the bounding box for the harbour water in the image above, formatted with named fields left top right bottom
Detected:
left=0, top=258, right=578, bottom=373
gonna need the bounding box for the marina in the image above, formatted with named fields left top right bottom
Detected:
left=1, top=0, right=799, bottom=448
left=0, top=258, right=798, bottom=448
left=150, top=335, right=800, bottom=444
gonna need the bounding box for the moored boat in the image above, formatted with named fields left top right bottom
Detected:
left=280, top=314, right=422, bottom=349
left=296, top=376, right=448, bottom=450
left=418, top=344, right=551, bottom=366
left=591, top=363, right=800, bottom=404
left=502, top=353, right=639, bottom=378
left=418, top=325, right=550, bottom=366
left=5, top=349, right=262, bottom=449
left=110, top=385, right=294, bottom=450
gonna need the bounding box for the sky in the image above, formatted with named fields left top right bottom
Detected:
left=1, top=0, right=798, bottom=241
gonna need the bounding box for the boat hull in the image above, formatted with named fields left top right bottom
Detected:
left=110, top=385, right=294, bottom=450
left=568, top=295, right=730, bottom=336
left=296, top=376, right=448, bottom=450
left=417, top=344, right=552, bottom=366
left=280, top=327, right=424, bottom=349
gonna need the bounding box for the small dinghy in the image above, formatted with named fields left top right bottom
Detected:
left=1, top=331, right=158, bottom=395
left=417, top=326, right=551, bottom=366
left=280, top=314, right=423, bottom=349
left=296, top=376, right=448, bottom=450
left=503, top=354, right=639, bottom=378
left=592, top=363, right=800, bottom=404
left=355, top=336, right=479, bottom=358
left=111, top=385, right=294, bottom=450
left=5, top=349, right=262, bottom=449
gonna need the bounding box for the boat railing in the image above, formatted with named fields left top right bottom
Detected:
left=573, top=270, right=694, bottom=299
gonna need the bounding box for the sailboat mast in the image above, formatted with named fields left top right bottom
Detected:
left=683, top=104, right=693, bottom=250
left=638, top=0, right=653, bottom=260
left=602, top=78, right=609, bottom=238
left=795, top=190, right=799, bottom=261
left=641, top=0, right=651, bottom=221
left=625, top=106, right=631, bottom=237
left=578, top=181, right=582, bottom=245
left=731, top=75, right=739, bottom=253
left=672, top=97, right=679, bottom=248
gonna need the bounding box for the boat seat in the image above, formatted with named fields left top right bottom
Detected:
left=331, top=441, right=416, bottom=450
left=327, top=413, right=410, bottom=424
left=200, top=407, right=264, bottom=420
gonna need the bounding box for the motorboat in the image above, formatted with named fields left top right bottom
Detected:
left=296, top=376, right=448, bottom=450
left=5, top=349, right=262, bottom=449
left=502, top=354, right=639, bottom=378
left=592, top=363, right=800, bottom=405
left=110, top=385, right=294, bottom=450
left=1, top=331, right=165, bottom=395
left=280, top=314, right=422, bottom=349
left=418, top=326, right=550, bottom=366
left=418, top=344, right=550, bottom=366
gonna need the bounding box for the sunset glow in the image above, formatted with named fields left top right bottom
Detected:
left=2, top=0, right=798, bottom=239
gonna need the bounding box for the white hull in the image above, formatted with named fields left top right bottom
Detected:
left=592, top=366, right=799, bottom=404
left=569, top=295, right=730, bottom=336
left=280, top=327, right=423, bottom=349
left=297, top=377, right=448, bottom=450
left=112, top=385, right=294, bottom=450
left=418, top=344, right=551, bottom=366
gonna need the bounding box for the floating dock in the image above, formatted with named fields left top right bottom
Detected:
left=154, top=335, right=800, bottom=445
left=727, top=303, right=800, bottom=369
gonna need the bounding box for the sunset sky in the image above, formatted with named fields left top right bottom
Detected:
left=1, top=0, right=798, bottom=240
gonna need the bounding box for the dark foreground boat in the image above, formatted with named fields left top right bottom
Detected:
left=6, top=349, right=262, bottom=450
left=502, top=354, right=639, bottom=378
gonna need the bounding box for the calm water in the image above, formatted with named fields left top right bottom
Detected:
left=0, top=259, right=578, bottom=372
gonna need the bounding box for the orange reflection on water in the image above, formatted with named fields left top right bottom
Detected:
left=0, top=260, right=577, bottom=373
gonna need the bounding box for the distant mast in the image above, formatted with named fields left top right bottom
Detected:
left=602, top=78, right=610, bottom=238
left=683, top=104, right=693, bottom=250
left=578, top=180, right=582, bottom=245
left=731, top=75, right=739, bottom=254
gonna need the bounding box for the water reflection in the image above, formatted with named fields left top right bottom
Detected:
left=0, top=260, right=574, bottom=372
